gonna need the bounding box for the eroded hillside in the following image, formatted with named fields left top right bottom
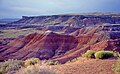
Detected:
left=1, top=24, right=120, bottom=63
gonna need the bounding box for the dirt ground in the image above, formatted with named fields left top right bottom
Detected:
left=52, top=58, right=116, bottom=74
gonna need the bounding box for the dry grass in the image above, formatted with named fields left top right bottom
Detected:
left=16, top=64, right=60, bottom=74
left=0, top=59, right=60, bottom=74
left=0, top=59, right=24, bottom=74
left=0, top=58, right=117, bottom=74
left=0, top=28, right=41, bottom=39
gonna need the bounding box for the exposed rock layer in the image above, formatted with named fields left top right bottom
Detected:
left=1, top=25, right=120, bottom=63
left=10, top=13, right=120, bottom=27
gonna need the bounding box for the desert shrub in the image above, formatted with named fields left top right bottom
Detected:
left=24, top=60, right=34, bottom=67
left=24, top=58, right=40, bottom=67
left=0, top=59, right=23, bottom=74
left=47, top=61, right=61, bottom=65
left=112, top=59, right=120, bottom=74
left=16, top=64, right=60, bottom=74
left=33, top=58, right=40, bottom=62
left=94, top=51, right=114, bottom=59
left=113, top=51, right=120, bottom=59
left=0, top=66, right=6, bottom=74
left=84, top=50, right=95, bottom=58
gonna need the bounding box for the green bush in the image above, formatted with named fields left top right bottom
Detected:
left=24, top=58, right=40, bottom=67
left=94, top=51, right=114, bottom=59
left=84, top=50, right=95, bottom=58
left=0, top=59, right=23, bottom=74
left=24, top=60, right=34, bottom=67
left=33, top=58, right=40, bottom=63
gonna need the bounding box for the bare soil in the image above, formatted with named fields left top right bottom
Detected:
left=52, top=58, right=116, bottom=74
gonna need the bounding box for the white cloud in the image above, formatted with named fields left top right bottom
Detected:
left=11, top=7, right=45, bottom=13
left=0, top=0, right=120, bottom=18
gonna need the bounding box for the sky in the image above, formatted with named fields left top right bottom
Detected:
left=0, top=0, right=120, bottom=18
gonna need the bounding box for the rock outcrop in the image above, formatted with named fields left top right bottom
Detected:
left=10, top=13, right=120, bottom=27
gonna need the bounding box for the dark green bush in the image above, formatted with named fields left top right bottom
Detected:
left=47, top=61, right=61, bottom=65
left=94, top=51, right=114, bottom=59
left=84, top=50, right=95, bottom=58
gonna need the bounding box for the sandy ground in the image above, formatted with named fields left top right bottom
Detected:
left=52, top=58, right=116, bottom=74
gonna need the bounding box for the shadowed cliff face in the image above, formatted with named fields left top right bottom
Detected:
left=1, top=25, right=120, bottom=63
left=10, top=14, right=120, bottom=27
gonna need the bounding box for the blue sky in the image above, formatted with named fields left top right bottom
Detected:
left=0, top=0, right=120, bottom=18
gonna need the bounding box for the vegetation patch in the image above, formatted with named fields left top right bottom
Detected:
left=16, top=64, right=60, bottom=74
left=83, top=50, right=95, bottom=58
left=94, top=51, right=114, bottom=59
left=0, top=59, right=23, bottom=74
left=24, top=58, right=40, bottom=67
left=84, top=50, right=119, bottom=59
left=47, top=61, right=61, bottom=65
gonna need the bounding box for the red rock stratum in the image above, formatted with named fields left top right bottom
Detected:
left=0, top=25, right=120, bottom=63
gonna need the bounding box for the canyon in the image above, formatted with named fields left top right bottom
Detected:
left=1, top=13, right=120, bottom=63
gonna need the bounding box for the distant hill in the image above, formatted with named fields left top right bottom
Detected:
left=0, top=18, right=20, bottom=24
left=9, top=12, right=120, bottom=27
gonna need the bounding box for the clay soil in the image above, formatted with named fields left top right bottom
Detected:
left=52, top=58, right=116, bottom=74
